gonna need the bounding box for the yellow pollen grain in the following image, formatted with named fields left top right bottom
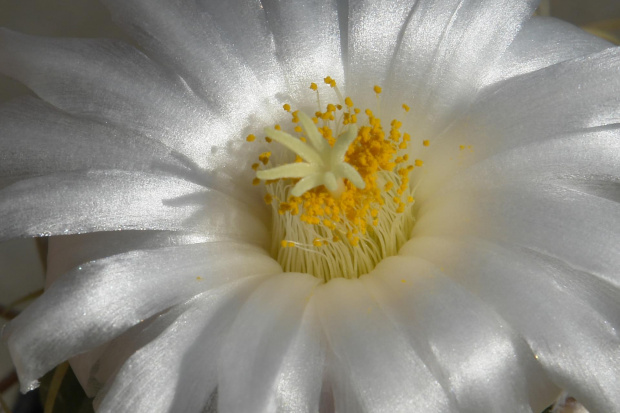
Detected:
left=258, top=152, right=271, bottom=165
left=246, top=134, right=256, bottom=142
left=423, top=140, right=430, bottom=147
left=251, top=163, right=260, bottom=171
left=415, top=159, right=424, bottom=167
left=265, top=137, right=272, bottom=143
left=252, top=79, right=418, bottom=281
left=324, top=76, right=337, bottom=88
left=252, top=178, right=260, bottom=186
left=402, top=104, right=410, bottom=112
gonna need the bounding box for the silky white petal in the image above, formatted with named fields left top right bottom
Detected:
left=0, top=28, right=231, bottom=169
left=197, top=0, right=286, bottom=98
left=73, top=297, right=208, bottom=399
left=414, top=182, right=620, bottom=287
left=322, top=349, right=365, bottom=413
left=416, top=47, right=620, bottom=199
left=384, top=0, right=537, bottom=138
left=261, top=0, right=345, bottom=104
left=3, top=242, right=281, bottom=392
left=344, top=0, right=414, bottom=105
left=100, top=0, right=280, bottom=127
left=401, top=237, right=620, bottom=413
left=218, top=273, right=323, bottom=413
left=0, top=170, right=269, bottom=245
left=0, top=97, right=181, bottom=188
left=51, top=230, right=212, bottom=396
left=485, top=16, right=613, bottom=84
left=419, top=127, right=620, bottom=204
left=315, top=278, right=456, bottom=413
left=46, top=231, right=210, bottom=285
left=96, top=276, right=265, bottom=413
left=363, top=256, right=556, bottom=412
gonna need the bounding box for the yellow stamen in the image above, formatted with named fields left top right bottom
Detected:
left=251, top=80, right=418, bottom=281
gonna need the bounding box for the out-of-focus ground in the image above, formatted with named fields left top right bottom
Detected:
left=0, top=0, right=619, bottom=411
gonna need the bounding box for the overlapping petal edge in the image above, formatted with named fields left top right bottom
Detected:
left=1, top=0, right=619, bottom=412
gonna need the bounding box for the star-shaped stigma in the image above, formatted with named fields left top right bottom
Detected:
left=256, top=112, right=365, bottom=197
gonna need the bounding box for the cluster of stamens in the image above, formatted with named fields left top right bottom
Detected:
left=248, top=78, right=427, bottom=281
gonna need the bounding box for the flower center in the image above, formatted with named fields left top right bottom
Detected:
left=250, top=78, right=425, bottom=282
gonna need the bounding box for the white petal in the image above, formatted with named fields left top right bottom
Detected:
left=260, top=0, right=345, bottom=104
left=363, top=256, right=556, bottom=412
left=197, top=0, right=286, bottom=97
left=384, top=0, right=537, bottom=137
left=47, top=231, right=211, bottom=285
left=73, top=297, right=215, bottom=399
left=485, top=16, right=613, bottom=84
left=414, top=182, right=620, bottom=287
left=416, top=47, right=620, bottom=198
left=0, top=170, right=269, bottom=244
left=0, top=28, right=230, bottom=168
left=96, top=276, right=265, bottom=413
left=0, top=97, right=179, bottom=188
left=218, top=273, right=323, bottom=413
left=401, top=237, right=620, bottom=413
left=419, top=127, right=620, bottom=203
left=100, top=0, right=281, bottom=126
left=4, top=242, right=280, bottom=392
left=344, top=0, right=414, bottom=106
left=314, top=278, right=456, bottom=412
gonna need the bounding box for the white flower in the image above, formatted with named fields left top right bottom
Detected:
left=1, top=1, right=619, bottom=412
